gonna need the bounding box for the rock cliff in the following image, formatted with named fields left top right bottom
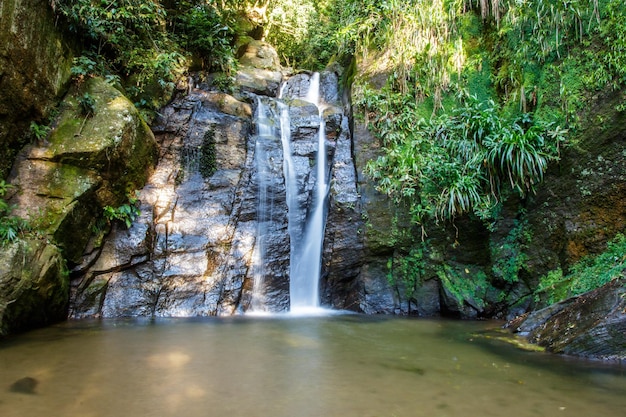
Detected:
left=0, top=0, right=73, bottom=177
left=1, top=77, right=157, bottom=335
left=69, top=46, right=361, bottom=317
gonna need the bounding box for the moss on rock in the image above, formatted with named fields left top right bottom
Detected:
left=0, top=239, right=68, bottom=337
left=2, top=76, right=158, bottom=335
left=0, top=0, right=74, bottom=178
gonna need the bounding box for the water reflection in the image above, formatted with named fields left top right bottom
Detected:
left=0, top=316, right=624, bottom=417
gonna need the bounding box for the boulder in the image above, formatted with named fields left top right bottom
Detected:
left=237, top=40, right=281, bottom=70
left=510, top=277, right=626, bottom=361
left=8, top=77, right=158, bottom=264
left=1, top=77, right=157, bottom=335
left=235, top=40, right=283, bottom=97
left=0, top=239, right=67, bottom=337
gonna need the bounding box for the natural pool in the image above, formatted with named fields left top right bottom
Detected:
left=1, top=314, right=624, bottom=417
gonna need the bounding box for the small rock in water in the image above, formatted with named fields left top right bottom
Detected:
left=9, top=377, right=38, bottom=394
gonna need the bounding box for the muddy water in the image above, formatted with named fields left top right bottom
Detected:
left=1, top=315, right=624, bottom=417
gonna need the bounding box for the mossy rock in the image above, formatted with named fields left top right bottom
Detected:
left=238, top=40, right=281, bottom=71
left=513, top=277, right=626, bottom=360
left=46, top=77, right=158, bottom=196
left=8, top=77, right=157, bottom=264
left=0, top=239, right=68, bottom=337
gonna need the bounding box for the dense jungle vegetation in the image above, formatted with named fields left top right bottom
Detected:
left=31, top=0, right=626, bottom=224
left=3, top=0, right=626, bottom=308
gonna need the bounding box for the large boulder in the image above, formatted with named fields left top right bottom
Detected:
left=510, top=277, right=626, bottom=361
left=1, top=77, right=157, bottom=335
left=0, top=239, right=67, bottom=337
left=8, top=77, right=158, bottom=264
left=235, top=40, right=283, bottom=97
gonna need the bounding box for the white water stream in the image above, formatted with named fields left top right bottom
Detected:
left=289, top=73, right=329, bottom=313
left=251, top=73, right=330, bottom=314
left=250, top=98, right=274, bottom=312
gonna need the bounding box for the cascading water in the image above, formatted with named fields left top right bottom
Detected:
left=250, top=98, right=273, bottom=312
left=250, top=97, right=300, bottom=313
left=289, top=73, right=329, bottom=313
left=278, top=101, right=299, bottom=256
left=251, top=73, right=331, bottom=314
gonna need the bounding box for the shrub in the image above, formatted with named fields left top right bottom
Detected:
left=363, top=90, right=566, bottom=225
left=174, top=3, right=237, bottom=73
left=535, top=234, right=626, bottom=306
left=78, top=93, right=96, bottom=117
left=103, top=192, right=141, bottom=229
left=0, top=180, right=30, bottom=245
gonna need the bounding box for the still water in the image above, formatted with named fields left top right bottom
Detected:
left=1, top=314, right=624, bottom=417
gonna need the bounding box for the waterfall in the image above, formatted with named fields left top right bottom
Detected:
left=289, top=73, right=329, bottom=313
left=250, top=98, right=273, bottom=312
left=278, top=101, right=298, bottom=249
left=251, top=72, right=330, bottom=314
left=305, top=72, right=320, bottom=104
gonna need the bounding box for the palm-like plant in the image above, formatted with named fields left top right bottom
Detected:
left=0, top=180, right=29, bottom=244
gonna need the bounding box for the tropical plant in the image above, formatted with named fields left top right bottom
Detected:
left=535, top=234, right=626, bottom=306
left=363, top=88, right=566, bottom=226
left=387, top=245, right=425, bottom=307
left=103, top=192, right=141, bottom=229
left=0, top=180, right=30, bottom=245
left=52, top=0, right=187, bottom=103
left=172, top=2, right=238, bottom=72
left=29, top=122, right=50, bottom=142
left=78, top=93, right=96, bottom=117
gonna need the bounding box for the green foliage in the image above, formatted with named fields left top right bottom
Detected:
left=29, top=122, right=50, bottom=142
left=342, top=0, right=626, bottom=236
left=437, top=264, right=488, bottom=311
left=336, top=0, right=626, bottom=233
left=173, top=2, right=237, bottom=72
left=596, top=0, right=626, bottom=88
left=78, top=93, right=96, bottom=117
left=103, top=193, right=141, bottom=229
left=535, top=234, right=626, bottom=306
left=387, top=244, right=425, bottom=302
left=490, top=220, right=532, bottom=284
left=0, top=180, right=30, bottom=245
left=212, top=73, right=236, bottom=93
left=362, top=89, right=566, bottom=225
left=264, top=0, right=319, bottom=68
left=53, top=0, right=187, bottom=103
left=71, top=55, right=99, bottom=82
left=534, top=268, right=568, bottom=306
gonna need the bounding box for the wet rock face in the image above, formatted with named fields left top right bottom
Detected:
left=524, top=91, right=626, bottom=276
left=70, top=69, right=362, bottom=317
left=321, top=104, right=365, bottom=310
left=511, top=277, right=626, bottom=361
left=71, top=86, right=257, bottom=317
